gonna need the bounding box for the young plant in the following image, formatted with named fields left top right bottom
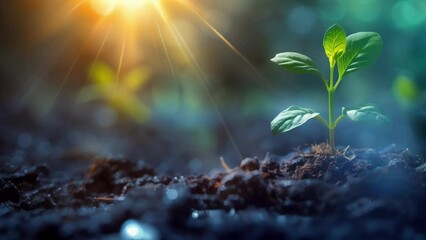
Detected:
left=270, top=24, right=388, bottom=154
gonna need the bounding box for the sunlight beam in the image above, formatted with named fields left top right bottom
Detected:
left=77, top=25, right=112, bottom=104
left=153, top=1, right=243, bottom=160
left=177, top=32, right=243, bottom=160
left=44, top=48, right=85, bottom=116
left=67, top=0, right=87, bottom=15
left=156, top=22, right=177, bottom=79
left=177, top=0, right=271, bottom=88
left=89, top=0, right=117, bottom=16
left=155, top=21, right=184, bottom=106
left=114, top=37, right=127, bottom=100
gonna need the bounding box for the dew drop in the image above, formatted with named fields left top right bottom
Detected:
left=165, top=188, right=178, bottom=201
left=120, top=219, right=159, bottom=240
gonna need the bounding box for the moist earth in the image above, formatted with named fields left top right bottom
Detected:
left=1, top=144, right=426, bottom=240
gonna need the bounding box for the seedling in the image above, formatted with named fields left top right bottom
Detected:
left=270, top=24, right=388, bottom=154
left=82, top=61, right=151, bottom=123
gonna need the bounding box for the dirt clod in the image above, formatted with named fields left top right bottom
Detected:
left=240, top=157, right=260, bottom=171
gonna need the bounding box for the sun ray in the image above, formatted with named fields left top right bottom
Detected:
left=172, top=27, right=243, bottom=160
left=17, top=72, right=45, bottom=112
left=66, top=0, right=87, bottom=15
left=114, top=36, right=127, bottom=100
left=152, top=2, right=193, bottom=67
left=156, top=22, right=183, bottom=102
left=22, top=0, right=267, bottom=159
left=177, top=0, right=271, bottom=89
left=156, top=22, right=177, bottom=79
left=17, top=39, right=64, bottom=112
left=184, top=53, right=244, bottom=159
left=44, top=15, right=110, bottom=117
left=76, top=25, right=112, bottom=104
left=43, top=49, right=84, bottom=116
left=153, top=2, right=243, bottom=160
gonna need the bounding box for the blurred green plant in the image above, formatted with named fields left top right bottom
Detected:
left=393, top=75, right=420, bottom=109
left=270, top=24, right=387, bottom=154
left=81, top=61, right=151, bottom=123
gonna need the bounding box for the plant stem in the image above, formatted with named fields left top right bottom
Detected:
left=315, top=115, right=329, bottom=128
left=333, top=114, right=345, bottom=127
left=328, top=90, right=335, bottom=154
left=328, top=65, right=336, bottom=155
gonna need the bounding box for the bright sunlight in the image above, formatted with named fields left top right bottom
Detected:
left=18, top=0, right=264, bottom=160
left=89, top=0, right=150, bottom=17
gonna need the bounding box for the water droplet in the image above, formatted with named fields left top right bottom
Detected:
left=165, top=188, right=178, bottom=201
left=228, top=208, right=236, bottom=216
left=120, top=219, right=159, bottom=240
left=172, top=176, right=185, bottom=183
left=191, top=211, right=200, bottom=219
left=191, top=210, right=209, bottom=219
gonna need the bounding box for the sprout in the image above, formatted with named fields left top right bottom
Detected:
left=270, top=24, right=387, bottom=154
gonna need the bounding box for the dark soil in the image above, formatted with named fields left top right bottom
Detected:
left=1, top=144, right=426, bottom=240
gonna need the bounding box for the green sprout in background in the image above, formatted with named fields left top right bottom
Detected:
left=81, top=61, right=151, bottom=124
left=393, top=75, right=421, bottom=109
left=270, top=24, right=388, bottom=154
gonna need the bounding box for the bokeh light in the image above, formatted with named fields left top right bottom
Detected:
left=391, top=0, right=425, bottom=29
left=318, top=0, right=347, bottom=21
left=348, top=0, right=382, bottom=23
left=287, top=6, right=316, bottom=35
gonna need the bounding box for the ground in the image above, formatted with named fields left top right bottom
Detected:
left=1, top=143, right=426, bottom=240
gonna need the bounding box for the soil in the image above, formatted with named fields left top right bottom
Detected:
left=1, top=143, right=426, bottom=240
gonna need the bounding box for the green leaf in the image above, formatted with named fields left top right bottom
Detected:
left=123, top=66, right=150, bottom=93
left=337, top=32, right=383, bottom=78
left=113, top=94, right=150, bottom=124
left=271, top=106, right=320, bottom=134
left=342, top=105, right=388, bottom=125
left=271, top=52, right=323, bottom=77
left=323, top=24, right=346, bottom=67
left=89, top=62, right=115, bottom=86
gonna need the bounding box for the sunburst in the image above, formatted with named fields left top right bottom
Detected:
left=23, top=0, right=268, bottom=159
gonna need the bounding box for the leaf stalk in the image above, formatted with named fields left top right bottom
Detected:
left=328, top=65, right=336, bottom=154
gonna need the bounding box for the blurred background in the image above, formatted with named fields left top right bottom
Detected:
left=1, top=0, right=425, bottom=173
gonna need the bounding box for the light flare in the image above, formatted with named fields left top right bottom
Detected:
left=152, top=2, right=243, bottom=159
left=114, top=37, right=127, bottom=99
left=89, top=0, right=149, bottom=17
left=24, top=0, right=268, bottom=159
left=177, top=0, right=270, bottom=88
